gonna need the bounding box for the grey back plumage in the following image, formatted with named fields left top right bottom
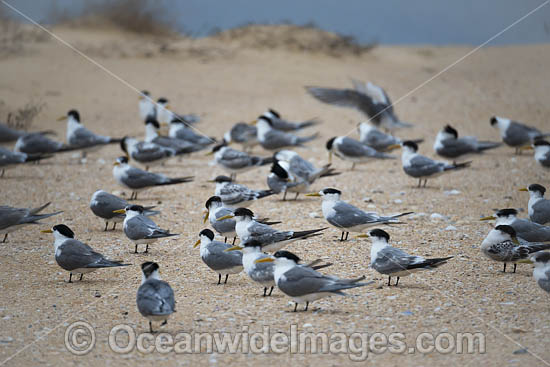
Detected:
left=278, top=266, right=368, bottom=296
left=120, top=166, right=169, bottom=188
left=15, top=133, right=65, bottom=154
left=125, top=215, right=169, bottom=240
left=404, top=155, right=446, bottom=177
left=371, top=246, right=423, bottom=275
left=211, top=208, right=236, bottom=235
left=69, top=126, right=110, bottom=148
left=202, top=241, right=243, bottom=271
left=337, top=137, right=392, bottom=159
left=327, top=201, right=387, bottom=229
left=503, top=121, right=542, bottom=147
left=137, top=279, right=175, bottom=317
left=531, top=200, right=550, bottom=225
left=512, top=218, right=550, bottom=242
left=56, top=239, right=126, bottom=271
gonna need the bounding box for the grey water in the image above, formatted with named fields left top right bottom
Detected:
left=3, top=0, right=550, bottom=45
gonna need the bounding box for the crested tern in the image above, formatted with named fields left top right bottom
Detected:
left=255, top=116, right=318, bottom=150
left=116, top=205, right=179, bottom=253
left=306, top=80, right=414, bottom=131
left=210, top=143, right=272, bottom=180
left=169, top=116, right=214, bottom=146
left=89, top=190, right=159, bottom=231
left=480, top=208, right=550, bottom=243
left=210, top=175, right=274, bottom=207
left=14, top=132, right=80, bottom=155
left=223, top=122, right=258, bottom=152
left=113, top=156, right=193, bottom=200
left=306, top=188, right=412, bottom=241
left=262, top=109, right=320, bottom=132
left=481, top=225, right=550, bottom=273
left=266, top=160, right=303, bottom=200
left=433, top=124, right=501, bottom=158
left=523, top=139, right=550, bottom=168
left=156, top=97, right=200, bottom=125
left=41, top=224, right=129, bottom=282
left=530, top=252, right=550, bottom=294
left=326, top=136, right=394, bottom=170
left=0, top=147, right=52, bottom=177
left=144, top=117, right=205, bottom=154
left=137, top=261, right=176, bottom=333
left=0, top=118, right=54, bottom=143
left=194, top=229, right=243, bottom=284
left=357, top=122, right=421, bottom=152
left=520, top=184, right=550, bottom=225
left=357, top=229, right=452, bottom=286
left=138, top=90, right=156, bottom=120
left=256, top=250, right=372, bottom=311
left=1, top=202, right=62, bottom=242
left=218, top=207, right=326, bottom=252
left=120, top=136, right=176, bottom=170
left=490, top=116, right=549, bottom=154
left=400, top=141, right=471, bottom=187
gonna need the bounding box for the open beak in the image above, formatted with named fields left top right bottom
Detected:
left=305, top=192, right=321, bottom=197
left=193, top=239, right=201, bottom=248
left=328, top=151, right=332, bottom=164
left=203, top=211, right=209, bottom=224
left=224, top=246, right=243, bottom=252
left=56, top=116, right=66, bottom=121
left=479, top=215, right=496, bottom=221
left=217, top=214, right=234, bottom=221
left=113, top=209, right=126, bottom=214
left=355, top=234, right=369, bottom=238
left=255, top=257, right=274, bottom=263
left=40, top=229, right=53, bottom=233
left=518, top=187, right=529, bottom=192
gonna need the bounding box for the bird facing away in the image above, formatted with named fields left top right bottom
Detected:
left=481, top=225, right=550, bottom=273
left=261, top=109, right=320, bottom=132
left=137, top=261, right=176, bottom=333
left=357, top=229, right=452, bottom=286
left=400, top=141, right=471, bottom=187
left=480, top=208, right=550, bottom=243
left=256, top=250, right=373, bottom=312
left=194, top=229, right=243, bottom=285
left=520, top=184, right=550, bottom=225
left=113, top=156, right=193, bottom=200
left=210, top=175, right=274, bottom=208
left=223, top=122, right=258, bottom=152
left=0, top=202, right=62, bottom=243
left=116, top=205, right=179, bottom=253
left=490, top=116, right=549, bottom=154
left=144, top=117, right=206, bottom=155
left=41, top=224, right=129, bottom=282
left=433, top=124, right=501, bottom=159
left=306, top=188, right=412, bottom=241
left=326, top=136, right=394, bottom=170
left=530, top=252, right=550, bottom=294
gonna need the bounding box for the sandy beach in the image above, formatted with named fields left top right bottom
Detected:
left=1, top=21, right=550, bottom=366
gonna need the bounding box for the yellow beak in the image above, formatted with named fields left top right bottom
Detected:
left=205, top=151, right=214, bottom=156
left=56, top=116, right=66, bottom=121
left=41, top=229, right=53, bottom=233
left=517, top=258, right=533, bottom=264
left=113, top=209, right=126, bottom=214
left=512, top=237, right=520, bottom=246
left=518, top=188, right=529, bottom=192
left=479, top=215, right=496, bottom=221
left=113, top=162, right=120, bottom=166
left=193, top=239, right=201, bottom=248
left=387, top=144, right=402, bottom=151
left=328, top=151, right=332, bottom=164
left=160, top=122, right=169, bottom=127
left=224, top=245, right=243, bottom=252
left=165, top=105, right=172, bottom=110
left=203, top=211, right=209, bottom=224
left=355, top=234, right=369, bottom=238
left=217, top=214, right=234, bottom=221
left=305, top=192, right=321, bottom=197
left=519, top=145, right=533, bottom=151
left=249, top=120, right=257, bottom=126
left=255, top=257, right=274, bottom=263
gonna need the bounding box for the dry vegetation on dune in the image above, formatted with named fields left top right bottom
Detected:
left=0, top=7, right=50, bottom=58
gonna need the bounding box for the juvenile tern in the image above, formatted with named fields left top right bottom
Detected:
left=138, top=90, right=156, bottom=120
left=0, top=147, right=52, bottom=177
left=358, top=122, right=421, bottom=152
left=356, top=229, right=452, bottom=286
left=113, top=156, right=193, bottom=200
left=89, top=190, right=159, bottom=231
left=59, top=110, right=121, bottom=157
left=210, top=175, right=274, bottom=207
left=519, top=184, right=550, bottom=225
left=218, top=207, right=326, bottom=252
left=194, top=229, right=243, bottom=284
left=256, top=250, right=372, bottom=312
left=306, top=80, right=414, bottom=131
left=120, top=136, right=176, bottom=170
left=480, top=208, right=550, bottom=243
left=137, top=261, right=176, bottom=333
left=255, top=116, right=318, bottom=150
left=530, top=252, right=550, bottom=294
left=481, top=225, right=550, bottom=273
left=116, top=205, right=179, bottom=253
left=210, top=143, right=272, bottom=180
left=326, top=136, right=394, bottom=170
left=1, top=202, right=62, bottom=242
left=490, top=116, right=549, bottom=154
left=433, top=124, right=501, bottom=158
left=223, top=122, right=258, bottom=152
left=306, top=188, right=412, bottom=241
left=262, top=109, right=320, bottom=132
left=400, top=141, right=471, bottom=187
left=41, top=224, right=129, bottom=282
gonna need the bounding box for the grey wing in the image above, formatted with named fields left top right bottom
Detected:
left=531, top=200, right=550, bottom=224
left=288, top=155, right=315, bottom=180
left=219, top=148, right=252, bottom=169
left=212, top=209, right=236, bottom=234
left=56, top=240, right=106, bottom=270
left=137, top=280, right=175, bottom=316
left=278, top=266, right=342, bottom=296
left=306, top=87, right=378, bottom=117
left=372, top=247, right=423, bottom=274
left=513, top=219, right=550, bottom=242
left=125, top=215, right=162, bottom=240
left=437, top=138, right=476, bottom=157
left=123, top=167, right=165, bottom=188
left=503, top=122, right=538, bottom=146
left=0, top=123, right=24, bottom=142
left=133, top=142, right=173, bottom=162
left=245, top=222, right=293, bottom=245
left=17, top=133, right=63, bottom=154
left=363, top=129, right=398, bottom=150
left=328, top=201, right=379, bottom=228
left=219, top=184, right=254, bottom=205
left=0, top=150, right=25, bottom=165
left=69, top=127, right=109, bottom=147
left=538, top=270, right=550, bottom=292
left=91, top=193, right=128, bottom=219
left=0, top=206, right=27, bottom=230
left=405, top=155, right=445, bottom=177
left=262, top=130, right=297, bottom=149
left=230, top=123, right=257, bottom=143
left=203, top=242, right=242, bottom=270
left=250, top=254, right=275, bottom=282
left=338, top=137, right=380, bottom=157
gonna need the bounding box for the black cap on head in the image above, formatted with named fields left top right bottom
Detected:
left=242, top=239, right=263, bottom=248
left=213, top=175, right=232, bottom=183
left=528, top=184, right=546, bottom=195
left=268, top=108, right=280, bottom=118
left=532, top=252, right=550, bottom=263
left=321, top=188, right=341, bottom=196
left=212, top=142, right=226, bottom=153
left=495, top=225, right=516, bottom=237
left=495, top=208, right=518, bottom=217
left=369, top=228, right=390, bottom=241
left=141, top=90, right=150, bottom=96
left=141, top=261, right=159, bottom=277
left=233, top=207, right=254, bottom=218
left=120, top=137, right=128, bottom=153
left=326, top=137, right=336, bottom=150
left=199, top=229, right=215, bottom=241
left=157, top=97, right=168, bottom=104
left=53, top=224, right=75, bottom=238
left=67, top=109, right=80, bottom=122
left=117, top=156, right=128, bottom=164
left=490, top=116, right=498, bottom=126
left=205, top=196, right=222, bottom=209
left=443, top=124, right=458, bottom=138
left=145, top=117, right=160, bottom=129
left=402, top=141, right=418, bottom=151
left=126, top=205, right=144, bottom=213
left=534, top=139, right=550, bottom=147
left=258, top=116, right=273, bottom=126
left=273, top=250, right=301, bottom=263
left=271, top=160, right=288, bottom=179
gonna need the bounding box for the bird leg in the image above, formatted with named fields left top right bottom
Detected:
left=513, top=264, right=517, bottom=273
left=144, top=244, right=149, bottom=253
left=104, top=222, right=108, bottom=231
left=503, top=263, right=506, bottom=273
left=161, top=320, right=167, bottom=326
left=423, top=179, right=428, bottom=188
left=294, top=303, right=298, bottom=312
left=224, top=274, right=229, bottom=284
left=268, top=286, right=274, bottom=296
left=282, top=191, right=287, bottom=201
left=134, top=192, right=139, bottom=200
left=294, top=193, right=299, bottom=200
left=344, top=232, right=349, bottom=241
left=1, top=169, right=4, bottom=177
left=134, top=244, right=139, bottom=254
left=351, top=163, right=356, bottom=171
left=218, top=274, right=222, bottom=285
left=418, top=179, right=422, bottom=188
left=79, top=274, right=83, bottom=281
left=395, top=277, right=400, bottom=286
left=112, top=222, right=117, bottom=230
left=68, top=273, right=73, bottom=283
left=304, top=302, right=309, bottom=311
left=388, top=276, right=391, bottom=286
left=232, top=237, right=236, bottom=245
left=224, top=237, right=227, bottom=243
left=149, top=321, right=154, bottom=333
left=230, top=173, right=236, bottom=181
left=2, top=234, right=7, bottom=243
left=340, top=232, right=345, bottom=241
left=263, top=287, right=267, bottom=297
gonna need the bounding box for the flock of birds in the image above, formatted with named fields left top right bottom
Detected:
left=1, top=79, right=550, bottom=333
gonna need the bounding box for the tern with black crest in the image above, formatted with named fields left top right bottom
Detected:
left=194, top=229, right=243, bottom=285
left=137, top=262, right=175, bottom=333
left=530, top=252, right=550, bottom=294
left=480, top=208, right=550, bottom=243
left=1, top=202, right=62, bottom=242
left=254, top=116, right=318, bottom=150
left=433, top=124, right=501, bottom=158
left=490, top=116, right=549, bottom=154
left=519, top=184, right=550, bottom=225
left=326, top=136, right=394, bottom=170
